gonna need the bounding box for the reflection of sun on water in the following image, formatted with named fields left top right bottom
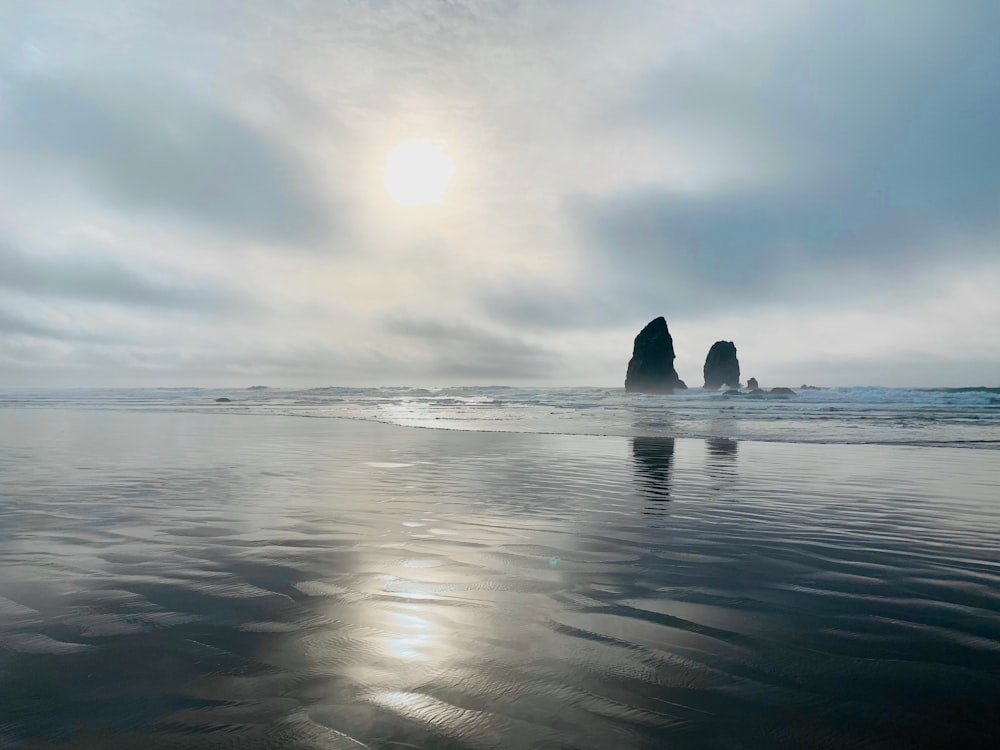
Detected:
left=386, top=607, right=435, bottom=660
left=384, top=139, right=455, bottom=206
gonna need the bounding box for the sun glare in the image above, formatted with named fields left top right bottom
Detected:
left=384, top=139, right=455, bottom=206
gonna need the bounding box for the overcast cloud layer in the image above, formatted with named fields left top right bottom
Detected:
left=1, top=0, right=998, bottom=387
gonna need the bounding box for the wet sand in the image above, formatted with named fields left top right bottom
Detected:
left=1, top=409, right=999, bottom=748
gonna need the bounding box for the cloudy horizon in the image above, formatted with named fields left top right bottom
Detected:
left=2, top=0, right=998, bottom=389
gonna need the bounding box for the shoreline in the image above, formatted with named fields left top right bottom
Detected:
left=2, top=400, right=998, bottom=451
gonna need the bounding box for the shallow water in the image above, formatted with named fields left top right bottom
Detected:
left=1, top=409, right=999, bottom=748
left=3, top=384, right=999, bottom=447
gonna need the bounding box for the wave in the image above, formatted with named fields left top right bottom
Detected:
left=924, top=385, right=1000, bottom=395
left=2, top=385, right=998, bottom=449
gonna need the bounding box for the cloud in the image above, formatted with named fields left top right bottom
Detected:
left=0, top=326, right=400, bottom=387
left=0, top=239, right=249, bottom=312
left=0, top=307, right=60, bottom=339
left=1, top=0, right=998, bottom=387
left=477, top=277, right=644, bottom=333
left=0, top=69, right=330, bottom=243
left=0, top=297, right=144, bottom=345
left=382, top=315, right=559, bottom=380
left=572, top=0, right=1000, bottom=312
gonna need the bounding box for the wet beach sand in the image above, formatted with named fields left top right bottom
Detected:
left=1, top=409, right=999, bottom=748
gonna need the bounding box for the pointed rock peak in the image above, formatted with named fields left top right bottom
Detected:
left=625, top=317, right=687, bottom=393
left=703, top=340, right=741, bottom=390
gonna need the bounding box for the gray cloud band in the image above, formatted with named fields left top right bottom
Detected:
left=0, top=71, right=329, bottom=243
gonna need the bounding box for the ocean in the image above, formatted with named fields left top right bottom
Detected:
left=1, top=386, right=999, bottom=748
left=3, top=384, right=999, bottom=447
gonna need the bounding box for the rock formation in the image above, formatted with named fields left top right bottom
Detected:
left=625, top=317, right=687, bottom=393
left=702, top=341, right=740, bottom=389
left=747, top=377, right=759, bottom=391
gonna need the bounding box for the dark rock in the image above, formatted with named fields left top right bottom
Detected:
left=769, top=387, right=796, bottom=395
left=799, top=384, right=821, bottom=390
left=215, top=397, right=232, bottom=403
left=703, top=341, right=740, bottom=389
left=747, top=377, right=759, bottom=391
left=625, top=317, right=687, bottom=393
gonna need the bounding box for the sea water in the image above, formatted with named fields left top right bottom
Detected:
left=3, top=384, right=999, bottom=447
left=1, top=388, right=998, bottom=748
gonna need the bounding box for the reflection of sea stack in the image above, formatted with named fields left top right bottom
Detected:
left=625, top=317, right=687, bottom=393
left=632, top=436, right=675, bottom=501
left=707, top=438, right=738, bottom=459
left=703, top=341, right=740, bottom=389
left=706, top=438, right=737, bottom=486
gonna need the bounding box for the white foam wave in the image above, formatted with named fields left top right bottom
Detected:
left=1, top=385, right=997, bottom=448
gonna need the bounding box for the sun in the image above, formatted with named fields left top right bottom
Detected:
left=383, top=139, right=455, bottom=206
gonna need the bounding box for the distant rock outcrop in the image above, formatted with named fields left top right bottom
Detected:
left=747, top=377, right=759, bottom=391
left=625, top=317, right=687, bottom=393
left=215, top=397, right=232, bottom=403
left=703, top=341, right=740, bottom=390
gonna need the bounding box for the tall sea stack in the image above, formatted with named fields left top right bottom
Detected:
left=703, top=341, right=740, bottom=389
left=625, top=317, right=687, bottom=393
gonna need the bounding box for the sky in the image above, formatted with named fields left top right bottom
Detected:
left=1, top=0, right=998, bottom=388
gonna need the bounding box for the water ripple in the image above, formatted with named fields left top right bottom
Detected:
left=1, top=410, right=999, bottom=748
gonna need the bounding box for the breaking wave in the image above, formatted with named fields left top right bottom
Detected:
left=1, top=384, right=998, bottom=448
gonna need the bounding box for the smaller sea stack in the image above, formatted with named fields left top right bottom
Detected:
left=625, top=317, right=687, bottom=393
left=703, top=341, right=741, bottom=389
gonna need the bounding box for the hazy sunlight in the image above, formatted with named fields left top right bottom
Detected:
left=383, top=139, right=455, bottom=206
